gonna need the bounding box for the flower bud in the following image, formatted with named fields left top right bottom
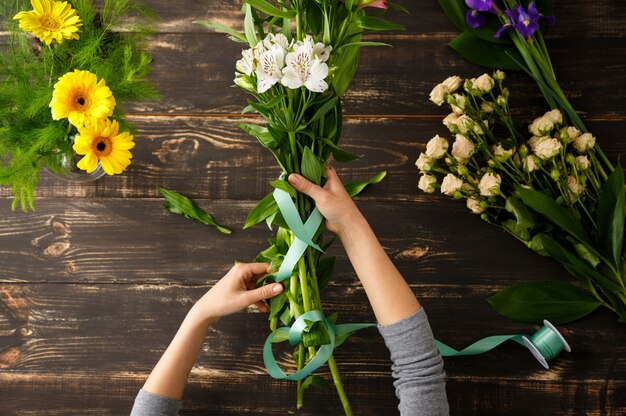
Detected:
left=493, top=70, right=506, bottom=81
left=519, top=144, right=529, bottom=158
left=575, top=155, right=590, bottom=170
left=480, top=213, right=490, bottom=222
left=550, top=169, right=560, bottom=181
left=456, top=164, right=469, bottom=176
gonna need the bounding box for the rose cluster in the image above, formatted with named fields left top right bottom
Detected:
left=417, top=71, right=600, bottom=216
left=235, top=33, right=332, bottom=94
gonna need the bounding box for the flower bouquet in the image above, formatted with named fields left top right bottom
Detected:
left=415, top=0, right=626, bottom=324
left=418, top=71, right=626, bottom=324
left=0, top=0, right=159, bottom=211
left=196, top=0, right=406, bottom=413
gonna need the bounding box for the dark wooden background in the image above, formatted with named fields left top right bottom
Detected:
left=1, top=1, right=625, bottom=415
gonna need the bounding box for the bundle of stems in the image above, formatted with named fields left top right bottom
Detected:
left=196, top=0, right=406, bottom=412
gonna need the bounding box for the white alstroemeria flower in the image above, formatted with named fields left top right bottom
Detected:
left=451, top=134, right=475, bottom=164
left=441, top=173, right=463, bottom=196
left=418, top=174, right=437, bottom=193
left=528, top=135, right=562, bottom=160
left=442, top=76, right=462, bottom=93
left=425, top=134, right=449, bottom=159
left=429, top=83, right=448, bottom=106
left=281, top=43, right=329, bottom=93
left=313, top=42, right=332, bottom=62
left=466, top=197, right=485, bottom=214
left=493, top=143, right=515, bottom=162
left=256, top=45, right=285, bottom=93
left=573, top=132, right=596, bottom=153
left=474, top=73, right=495, bottom=93
left=415, top=153, right=435, bottom=172
left=236, top=48, right=255, bottom=76
left=478, top=172, right=501, bottom=197
left=263, top=33, right=291, bottom=50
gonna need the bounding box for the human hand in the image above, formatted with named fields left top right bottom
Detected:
left=287, top=165, right=367, bottom=238
left=192, top=262, right=283, bottom=323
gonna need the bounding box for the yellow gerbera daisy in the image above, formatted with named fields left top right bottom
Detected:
left=73, top=119, right=135, bottom=176
left=13, top=0, right=82, bottom=45
left=50, top=69, right=116, bottom=128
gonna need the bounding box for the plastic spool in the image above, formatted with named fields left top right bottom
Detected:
left=522, top=320, right=571, bottom=369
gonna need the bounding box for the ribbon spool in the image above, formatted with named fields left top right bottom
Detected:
left=435, top=319, right=571, bottom=369
left=262, top=182, right=375, bottom=380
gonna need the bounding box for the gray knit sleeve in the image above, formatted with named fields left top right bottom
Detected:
left=130, top=389, right=183, bottom=416
left=378, top=308, right=449, bottom=415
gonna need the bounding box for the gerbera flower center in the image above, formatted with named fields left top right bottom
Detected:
left=40, top=14, right=61, bottom=30
left=92, top=137, right=113, bottom=157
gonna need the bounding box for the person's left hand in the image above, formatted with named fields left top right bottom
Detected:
left=191, top=262, right=283, bottom=323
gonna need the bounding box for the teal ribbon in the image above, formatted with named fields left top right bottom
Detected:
left=263, top=310, right=375, bottom=380
left=263, top=182, right=373, bottom=380
left=268, top=185, right=323, bottom=283
left=435, top=320, right=570, bottom=369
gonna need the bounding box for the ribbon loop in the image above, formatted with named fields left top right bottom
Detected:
left=263, top=310, right=375, bottom=381
left=269, top=184, right=324, bottom=283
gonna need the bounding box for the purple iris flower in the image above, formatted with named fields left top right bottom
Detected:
left=495, top=2, right=555, bottom=39
left=465, top=0, right=497, bottom=29
left=466, top=0, right=492, bottom=12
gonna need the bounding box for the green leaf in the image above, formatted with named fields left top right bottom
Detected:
left=517, top=186, right=593, bottom=247
left=357, top=16, right=405, bottom=32
left=317, top=256, right=336, bottom=290
left=448, top=32, right=523, bottom=71
left=537, top=233, right=623, bottom=293
left=308, top=97, right=339, bottom=125
left=503, top=219, right=530, bottom=241
left=269, top=292, right=287, bottom=319
left=321, top=138, right=360, bottom=162
left=437, top=0, right=468, bottom=31
left=297, top=375, right=329, bottom=402
left=244, top=4, right=259, bottom=47
left=487, top=280, right=601, bottom=324
left=244, top=192, right=278, bottom=229
left=270, top=179, right=297, bottom=198
left=386, top=2, right=410, bottom=14
left=335, top=41, right=392, bottom=53
left=238, top=123, right=278, bottom=149
left=301, top=147, right=324, bottom=185
left=344, top=171, right=387, bottom=197
left=244, top=0, right=296, bottom=18
left=158, top=188, right=232, bottom=235
left=597, top=166, right=625, bottom=267
left=505, top=197, right=535, bottom=229
left=192, top=21, right=248, bottom=43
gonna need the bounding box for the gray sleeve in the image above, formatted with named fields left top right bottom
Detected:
left=130, top=389, right=183, bottom=416
left=378, top=308, right=449, bottom=416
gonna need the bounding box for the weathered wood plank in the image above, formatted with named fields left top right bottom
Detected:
left=0, top=284, right=624, bottom=414
left=1, top=117, right=623, bottom=201
left=126, top=0, right=626, bottom=38
left=0, top=372, right=623, bottom=415
left=0, top=198, right=578, bottom=285
left=130, top=34, right=626, bottom=116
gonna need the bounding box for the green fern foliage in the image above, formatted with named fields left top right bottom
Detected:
left=0, top=0, right=160, bottom=210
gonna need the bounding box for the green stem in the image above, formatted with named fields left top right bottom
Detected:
left=328, top=355, right=353, bottom=416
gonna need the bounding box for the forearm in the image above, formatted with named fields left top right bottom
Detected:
left=339, top=216, right=420, bottom=326
left=142, top=306, right=215, bottom=400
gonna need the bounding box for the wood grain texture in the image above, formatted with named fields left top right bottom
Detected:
left=1, top=0, right=626, bottom=414
left=127, top=34, right=626, bottom=116
left=0, top=283, right=624, bottom=415
left=1, top=118, right=624, bottom=201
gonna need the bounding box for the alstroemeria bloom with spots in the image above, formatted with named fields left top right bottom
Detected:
left=255, top=44, right=286, bottom=93
left=281, top=41, right=329, bottom=93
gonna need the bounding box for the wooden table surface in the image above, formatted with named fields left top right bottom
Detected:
left=1, top=1, right=625, bottom=415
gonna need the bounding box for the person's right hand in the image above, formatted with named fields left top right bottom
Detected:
left=288, top=165, right=366, bottom=237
